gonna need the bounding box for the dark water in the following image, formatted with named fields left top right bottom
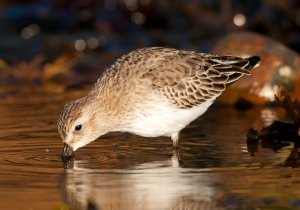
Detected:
left=0, top=93, right=300, bottom=210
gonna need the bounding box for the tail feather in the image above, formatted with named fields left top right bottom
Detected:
left=245, top=56, right=261, bottom=69
left=222, top=55, right=260, bottom=85
left=206, top=54, right=261, bottom=86
left=210, top=55, right=261, bottom=71
left=227, top=73, right=244, bottom=83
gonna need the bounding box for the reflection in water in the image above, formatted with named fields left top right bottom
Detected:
left=60, top=150, right=221, bottom=210
left=260, top=108, right=278, bottom=126
left=2, top=98, right=300, bottom=209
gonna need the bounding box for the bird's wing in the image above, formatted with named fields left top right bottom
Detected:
left=140, top=49, right=258, bottom=109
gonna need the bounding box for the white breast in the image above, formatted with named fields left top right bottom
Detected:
left=121, top=94, right=214, bottom=138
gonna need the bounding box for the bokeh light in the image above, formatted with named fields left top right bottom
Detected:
left=20, top=24, right=40, bottom=39
left=131, top=12, right=146, bottom=25
left=74, top=39, right=86, bottom=51
left=125, top=0, right=138, bottom=11
left=233, top=13, right=246, bottom=27
left=87, top=38, right=99, bottom=50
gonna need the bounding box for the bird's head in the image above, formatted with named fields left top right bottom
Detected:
left=57, top=97, right=109, bottom=160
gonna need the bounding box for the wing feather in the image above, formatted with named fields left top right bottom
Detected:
left=137, top=48, right=259, bottom=109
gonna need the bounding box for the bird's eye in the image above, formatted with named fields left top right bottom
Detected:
left=75, top=124, right=82, bottom=131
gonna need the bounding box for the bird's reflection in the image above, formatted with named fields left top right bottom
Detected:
left=59, top=149, right=220, bottom=210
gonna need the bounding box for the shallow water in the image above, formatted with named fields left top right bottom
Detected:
left=0, top=93, right=300, bottom=210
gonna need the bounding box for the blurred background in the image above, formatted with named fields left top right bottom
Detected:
left=0, top=0, right=299, bottom=99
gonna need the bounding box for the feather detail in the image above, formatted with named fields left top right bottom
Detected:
left=134, top=48, right=260, bottom=109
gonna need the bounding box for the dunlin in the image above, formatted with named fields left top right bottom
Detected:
left=58, top=47, right=260, bottom=159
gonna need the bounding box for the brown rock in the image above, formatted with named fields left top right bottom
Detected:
left=213, top=31, right=300, bottom=105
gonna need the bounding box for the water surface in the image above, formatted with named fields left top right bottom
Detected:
left=0, top=93, right=300, bottom=210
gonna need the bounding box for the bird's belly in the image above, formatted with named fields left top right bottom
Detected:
left=123, top=99, right=214, bottom=138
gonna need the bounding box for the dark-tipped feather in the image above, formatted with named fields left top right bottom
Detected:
left=246, top=56, right=260, bottom=69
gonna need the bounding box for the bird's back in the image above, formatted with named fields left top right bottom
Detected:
left=90, top=47, right=260, bottom=138
left=99, top=47, right=260, bottom=109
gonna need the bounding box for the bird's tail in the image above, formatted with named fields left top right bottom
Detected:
left=209, top=54, right=261, bottom=85
left=245, top=56, right=261, bottom=70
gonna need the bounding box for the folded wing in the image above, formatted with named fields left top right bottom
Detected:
left=141, top=48, right=260, bottom=109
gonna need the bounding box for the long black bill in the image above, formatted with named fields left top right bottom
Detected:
left=61, top=143, right=75, bottom=161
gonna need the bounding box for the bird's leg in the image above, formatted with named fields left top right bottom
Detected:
left=171, top=132, right=180, bottom=148
left=171, top=147, right=182, bottom=167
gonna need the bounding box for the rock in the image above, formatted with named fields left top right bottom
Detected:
left=213, top=31, right=300, bottom=105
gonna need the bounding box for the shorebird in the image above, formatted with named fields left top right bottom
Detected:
left=58, top=47, right=260, bottom=160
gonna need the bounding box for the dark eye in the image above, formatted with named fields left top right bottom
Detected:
left=75, top=124, right=82, bottom=131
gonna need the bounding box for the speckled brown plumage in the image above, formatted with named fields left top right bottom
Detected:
left=57, top=47, right=260, bottom=154
left=92, top=47, right=258, bottom=109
